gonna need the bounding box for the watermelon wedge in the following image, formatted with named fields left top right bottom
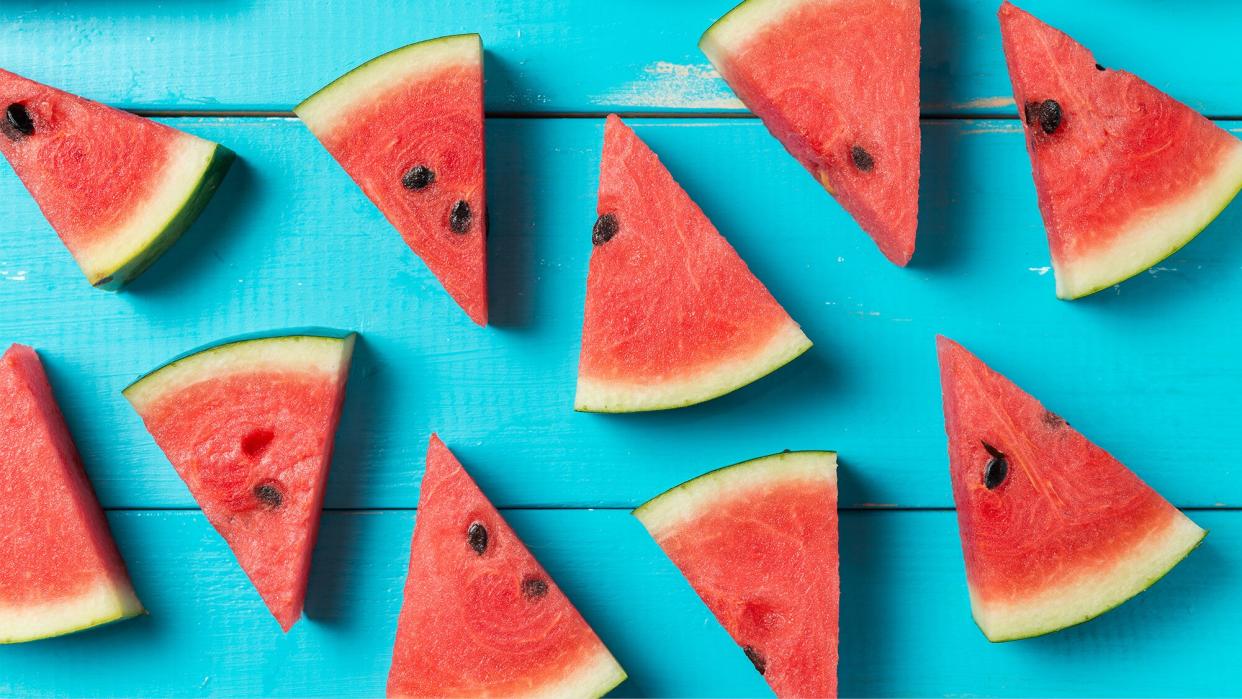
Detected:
left=0, top=345, right=144, bottom=643
left=387, top=435, right=626, bottom=697
left=0, top=69, right=234, bottom=289
left=937, top=336, right=1206, bottom=641
left=296, top=35, right=488, bottom=326
left=998, top=2, right=1242, bottom=299
left=576, top=115, right=812, bottom=412
left=701, top=0, right=921, bottom=266
left=123, top=334, right=355, bottom=631
left=634, top=451, right=839, bottom=698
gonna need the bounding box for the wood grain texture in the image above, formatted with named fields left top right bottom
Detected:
left=0, top=1, right=1240, bottom=116
left=3, top=117, right=1241, bottom=510
left=0, top=509, right=1234, bottom=697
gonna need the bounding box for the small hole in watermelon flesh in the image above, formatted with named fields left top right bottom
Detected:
left=467, top=521, right=488, bottom=555
left=592, top=212, right=619, bottom=246
left=1023, top=100, right=1063, bottom=135
left=449, top=200, right=472, bottom=234
left=4, top=103, right=34, bottom=139
left=252, top=481, right=283, bottom=509
left=850, top=145, right=875, bottom=172
left=241, top=428, right=275, bottom=458
left=742, top=645, right=767, bottom=676
left=520, top=575, right=549, bottom=600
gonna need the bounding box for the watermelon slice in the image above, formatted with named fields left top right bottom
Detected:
left=634, top=451, right=839, bottom=698
left=998, top=2, right=1242, bottom=299
left=0, top=344, right=144, bottom=643
left=576, top=115, right=812, bottom=412
left=123, top=334, right=355, bottom=631
left=295, top=35, right=488, bottom=326
left=937, top=336, right=1206, bottom=641
left=0, top=69, right=234, bottom=289
left=701, top=0, right=921, bottom=266
left=388, top=435, right=626, bottom=697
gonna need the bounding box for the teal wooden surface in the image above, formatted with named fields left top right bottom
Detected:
left=4, top=1, right=1242, bottom=697
left=0, top=1, right=1240, bottom=116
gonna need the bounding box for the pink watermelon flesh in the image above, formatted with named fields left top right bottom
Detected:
left=576, top=115, right=811, bottom=412
left=634, top=451, right=839, bottom=698
left=937, top=337, right=1205, bottom=641
left=701, top=0, right=921, bottom=265
left=0, top=68, right=233, bottom=289
left=295, top=35, right=488, bottom=326
left=0, top=344, right=143, bottom=643
left=387, top=435, right=626, bottom=697
left=999, top=2, right=1242, bottom=298
left=123, top=335, right=354, bottom=631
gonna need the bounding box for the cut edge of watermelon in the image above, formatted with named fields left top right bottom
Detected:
left=294, top=34, right=482, bottom=132
left=1054, top=141, right=1242, bottom=299
left=575, top=318, right=811, bottom=413
left=0, top=578, right=144, bottom=644
left=539, top=646, right=629, bottom=699
left=699, top=0, right=803, bottom=58
left=634, top=449, right=837, bottom=540
left=80, top=136, right=234, bottom=290
left=122, top=334, right=356, bottom=414
left=970, top=511, right=1206, bottom=642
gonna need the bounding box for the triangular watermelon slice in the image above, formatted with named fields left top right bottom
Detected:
left=0, top=69, right=234, bottom=289
left=123, top=334, right=355, bottom=631
left=634, top=451, right=839, bottom=698
left=295, top=35, right=488, bottom=326
left=576, top=115, right=812, bottom=413
left=700, top=0, right=921, bottom=266
left=387, top=435, right=626, bottom=697
left=1, top=345, right=144, bottom=643
left=998, top=2, right=1242, bottom=299
left=937, top=336, right=1205, bottom=641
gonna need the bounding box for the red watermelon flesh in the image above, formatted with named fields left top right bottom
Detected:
left=634, top=451, right=839, bottom=698
left=123, top=335, right=355, bottom=631
left=0, top=344, right=143, bottom=643
left=387, top=435, right=626, bottom=698
left=296, top=35, right=487, bottom=325
left=576, top=115, right=811, bottom=412
left=701, top=0, right=921, bottom=265
left=0, top=68, right=234, bottom=289
left=937, top=337, right=1205, bottom=641
left=999, top=2, right=1242, bottom=299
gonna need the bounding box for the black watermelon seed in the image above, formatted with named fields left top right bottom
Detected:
left=1095, top=63, right=1106, bottom=71
left=981, top=441, right=1008, bottom=490
left=467, top=521, right=488, bottom=555
left=521, top=576, right=549, bottom=600
left=449, top=200, right=472, bottom=234
left=592, top=212, right=619, bottom=246
left=850, top=145, right=875, bottom=172
left=742, top=645, right=767, bottom=676
left=401, top=165, right=435, bottom=190
left=4, top=103, right=34, bottom=138
left=1024, top=99, right=1062, bottom=135
left=253, top=482, right=283, bottom=509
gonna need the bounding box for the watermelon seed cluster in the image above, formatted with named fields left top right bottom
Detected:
left=1023, top=99, right=1063, bottom=135
left=3, top=103, right=33, bottom=139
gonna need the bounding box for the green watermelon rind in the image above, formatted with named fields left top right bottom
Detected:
left=634, top=450, right=837, bottom=538
left=122, top=334, right=356, bottom=414
left=294, top=34, right=481, bottom=131
left=699, top=0, right=802, bottom=59
left=84, top=138, right=234, bottom=290
left=575, top=319, right=812, bottom=413
left=1, top=581, right=145, bottom=644
left=1053, top=142, right=1242, bottom=299
left=972, top=513, right=1206, bottom=642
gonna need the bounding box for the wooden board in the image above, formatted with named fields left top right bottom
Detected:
left=2, top=0, right=1241, bottom=696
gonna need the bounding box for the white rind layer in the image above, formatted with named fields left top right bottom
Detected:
left=699, top=0, right=821, bottom=59
left=294, top=34, right=481, bottom=134
left=1056, top=140, right=1242, bottom=299
left=77, top=134, right=223, bottom=284
left=970, top=510, right=1206, bottom=642
left=388, top=646, right=626, bottom=699
left=575, top=318, right=811, bottom=413
left=0, top=578, right=144, bottom=644
left=123, top=334, right=356, bottom=414
left=634, top=451, right=837, bottom=541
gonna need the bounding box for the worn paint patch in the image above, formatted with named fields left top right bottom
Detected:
left=929, top=95, right=1016, bottom=111
left=961, top=121, right=1023, bottom=135
left=594, top=61, right=746, bottom=110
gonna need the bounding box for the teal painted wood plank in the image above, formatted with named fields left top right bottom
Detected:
left=0, top=509, right=1235, bottom=697
left=3, top=117, right=1242, bottom=509
left=1, top=1, right=1240, bottom=115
